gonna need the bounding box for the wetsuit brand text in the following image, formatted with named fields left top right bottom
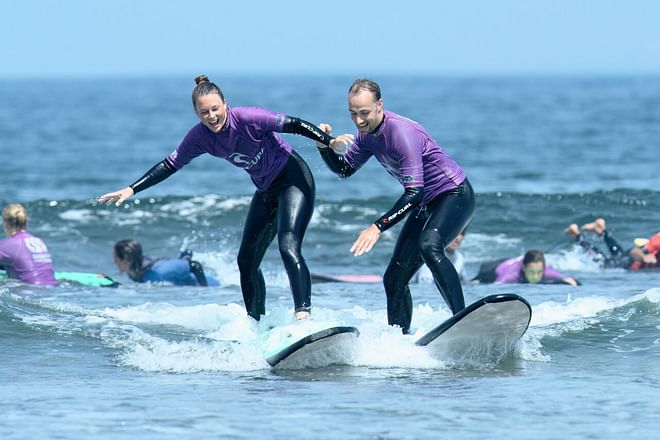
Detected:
left=383, top=202, right=412, bottom=224
left=228, top=149, right=264, bottom=170
left=300, top=121, right=324, bottom=141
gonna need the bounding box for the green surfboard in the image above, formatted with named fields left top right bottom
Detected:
left=0, top=270, right=119, bottom=287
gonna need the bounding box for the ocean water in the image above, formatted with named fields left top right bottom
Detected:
left=1, top=75, right=659, bottom=439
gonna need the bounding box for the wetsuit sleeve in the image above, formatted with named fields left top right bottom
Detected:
left=317, top=148, right=358, bottom=177
left=0, top=240, right=10, bottom=262
left=541, top=265, right=567, bottom=282
left=282, top=116, right=334, bottom=146
left=189, top=260, right=208, bottom=287
left=129, top=159, right=177, bottom=194
left=374, top=187, right=423, bottom=232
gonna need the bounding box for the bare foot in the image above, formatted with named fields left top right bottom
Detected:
left=564, top=224, right=580, bottom=238
left=582, top=218, right=606, bottom=235
left=295, top=311, right=311, bottom=320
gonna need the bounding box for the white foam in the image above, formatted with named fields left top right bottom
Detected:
left=517, top=288, right=660, bottom=362
left=158, top=194, right=251, bottom=218
left=16, top=288, right=660, bottom=373
left=107, top=326, right=266, bottom=372
left=530, top=295, right=619, bottom=328
left=645, top=287, right=660, bottom=303
left=192, top=249, right=240, bottom=287
left=546, top=246, right=606, bottom=272
left=110, top=209, right=155, bottom=226
left=58, top=209, right=97, bottom=222
left=101, top=302, right=246, bottom=331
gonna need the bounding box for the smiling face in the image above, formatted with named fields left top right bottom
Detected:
left=348, top=89, right=384, bottom=134
left=195, top=93, right=228, bottom=133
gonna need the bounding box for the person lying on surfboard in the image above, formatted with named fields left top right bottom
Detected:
left=0, top=203, right=57, bottom=286
left=98, top=75, right=346, bottom=321
left=565, top=218, right=659, bottom=271
left=471, top=250, right=579, bottom=286
left=112, top=239, right=218, bottom=287
left=315, top=78, right=475, bottom=334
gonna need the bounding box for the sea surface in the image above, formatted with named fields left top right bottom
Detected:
left=1, top=75, right=659, bottom=439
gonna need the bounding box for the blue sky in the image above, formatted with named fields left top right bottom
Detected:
left=2, top=0, right=659, bottom=77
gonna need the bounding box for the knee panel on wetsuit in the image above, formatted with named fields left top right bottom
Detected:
left=419, top=228, right=448, bottom=265
left=277, top=231, right=303, bottom=268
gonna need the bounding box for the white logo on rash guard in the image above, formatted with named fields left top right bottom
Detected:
left=24, top=236, right=48, bottom=253
left=24, top=236, right=52, bottom=263
left=228, top=148, right=264, bottom=170
left=228, top=153, right=250, bottom=165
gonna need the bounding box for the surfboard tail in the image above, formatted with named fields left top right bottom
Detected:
left=416, top=294, right=532, bottom=366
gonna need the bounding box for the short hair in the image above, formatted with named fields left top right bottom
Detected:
left=348, top=78, right=381, bottom=100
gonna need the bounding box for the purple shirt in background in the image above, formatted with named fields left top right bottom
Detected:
left=345, top=110, right=465, bottom=204
left=166, top=107, right=292, bottom=191
left=0, top=231, right=57, bottom=286
left=494, top=256, right=565, bottom=284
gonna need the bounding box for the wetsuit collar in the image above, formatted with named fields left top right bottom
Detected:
left=219, top=106, right=231, bottom=132
left=369, top=111, right=386, bottom=135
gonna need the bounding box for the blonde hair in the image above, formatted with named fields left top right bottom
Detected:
left=2, top=203, right=28, bottom=231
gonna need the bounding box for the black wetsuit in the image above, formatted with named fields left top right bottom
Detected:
left=574, top=231, right=633, bottom=269
left=127, top=114, right=331, bottom=320
left=317, top=108, right=475, bottom=333
left=238, top=150, right=315, bottom=319
left=382, top=180, right=475, bottom=332
left=319, top=143, right=474, bottom=333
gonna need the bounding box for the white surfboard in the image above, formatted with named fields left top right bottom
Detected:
left=264, top=324, right=359, bottom=369
left=416, top=294, right=532, bottom=365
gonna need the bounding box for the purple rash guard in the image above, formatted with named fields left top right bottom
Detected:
left=494, top=256, right=565, bottom=284
left=344, top=110, right=465, bottom=204
left=0, top=231, right=57, bottom=286
left=166, top=107, right=292, bottom=191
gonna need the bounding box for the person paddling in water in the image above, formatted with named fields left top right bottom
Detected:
left=315, top=78, right=475, bottom=334
left=0, top=203, right=58, bottom=286
left=471, top=249, right=580, bottom=285
left=112, top=239, right=218, bottom=287
left=99, top=75, right=343, bottom=321
left=565, top=218, right=659, bottom=271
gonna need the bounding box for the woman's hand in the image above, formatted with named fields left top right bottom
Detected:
left=98, top=186, right=134, bottom=206
left=315, top=123, right=333, bottom=149
left=317, top=123, right=353, bottom=153
left=350, top=224, right=381, bottom=257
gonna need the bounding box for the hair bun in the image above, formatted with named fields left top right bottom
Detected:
left=194, top=75, right=209, bottom=85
